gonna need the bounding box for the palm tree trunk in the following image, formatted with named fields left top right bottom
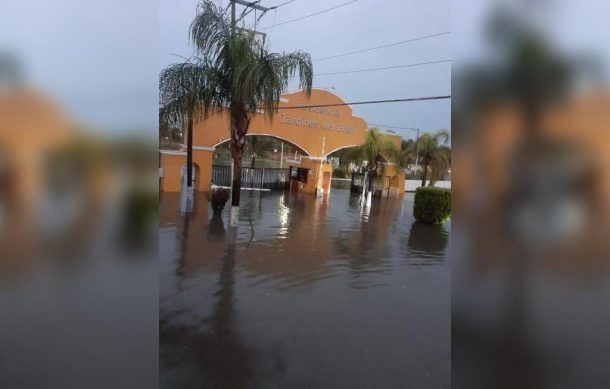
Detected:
left=186, top=114, right=193, bottom=188
left=231, top=154, right=242, bottom=207
left=229, top=152, right=242, bottom=227
left=229, top=113, right=247, bottom=227
left=229, top=110, right=251, bottom=227
left=421, top=160, right=428, bottom=187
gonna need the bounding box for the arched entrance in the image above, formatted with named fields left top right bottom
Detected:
left=159, top=88, right=404, bottom=194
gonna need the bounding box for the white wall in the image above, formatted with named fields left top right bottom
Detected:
left=405, top=180, right=451, bottom=192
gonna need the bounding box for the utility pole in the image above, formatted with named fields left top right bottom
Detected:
left=229, top=0, right=270, bottom=44
left=414, top=128, right=420, bottom=170
left=228, top=0, right=270, bottom=209
left=231, top=1, right=236, bottom=34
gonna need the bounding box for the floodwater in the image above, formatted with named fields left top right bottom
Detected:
left=160, top=189, right=450, bottom=388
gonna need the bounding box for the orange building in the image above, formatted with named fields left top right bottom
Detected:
left=159, top=88, right=405, bottom=195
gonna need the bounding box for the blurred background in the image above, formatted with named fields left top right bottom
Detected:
left=452, top=0, right=609, bottom=388
left=0, top=0, right=158, bottom=387
left=2, top=0, right=609, bottom=387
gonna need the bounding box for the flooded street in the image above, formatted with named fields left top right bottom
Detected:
left=160, top=189, right=450, bottom=388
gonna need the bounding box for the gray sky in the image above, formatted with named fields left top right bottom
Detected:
left=2, top=0, right=605, bottom=137
left=159, top=0, right=452, bottom=141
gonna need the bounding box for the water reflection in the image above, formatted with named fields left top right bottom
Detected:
left=160, top=189, right=451, bottom=388
left=406, top=221, right=449, bottom=263
left=160, top=244, right=259, bottom=388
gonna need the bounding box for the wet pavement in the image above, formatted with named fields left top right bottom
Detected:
left=160, top=189, right=450, bottom=389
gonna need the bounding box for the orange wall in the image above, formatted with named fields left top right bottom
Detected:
left=191, top=89, right=367, bottom=157
left=162, top=88, right=410, bottom=195
left=159, top=152, right=184, bottom=192
left=160, top=150, right=213, bottom=192
left=384, top=164, right=406, bottom=193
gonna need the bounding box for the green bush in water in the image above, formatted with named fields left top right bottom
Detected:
left=413, top=187, right=451, bottom=224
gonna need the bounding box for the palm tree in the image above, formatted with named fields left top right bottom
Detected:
left=428, top=145, right=451, bottom=186
left=189, top=0, right=313, bottom=226
left=411, top=130, right=450, bottom=187
left=345, top=128, right=404, bottom=199
left=159, top=62, right=211, bottom=190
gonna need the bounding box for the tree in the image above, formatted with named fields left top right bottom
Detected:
left=401, top=138, right=415, bottom=152
left=159, top=62, right=212, bottom=190
left=245, top=136, right=273, bottom=168
left=400, top=138, right=417, bottom=167
left=189, top=1, right=313, bottom=225
left=345, top=128, right=404, bottom=198
left=411, top=130, right=450, bottom=187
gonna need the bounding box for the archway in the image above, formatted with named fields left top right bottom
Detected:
left=159, top=88, right=406, bottom=194
left=213, top=133, right=310, bottom=168
left=192, top=89, right=368, bottom=158
left=181, top=162, right=200, bottom=191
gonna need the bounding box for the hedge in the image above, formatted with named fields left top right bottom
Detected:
left=413, top=187, right=451, bottom=224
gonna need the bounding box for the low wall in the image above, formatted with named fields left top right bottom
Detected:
left=405, top=180, right=451, bottom=192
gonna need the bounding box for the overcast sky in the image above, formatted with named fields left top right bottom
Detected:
left=2, top=0, right=606, bottom=137
left=159, top=0, right=452, bottom=141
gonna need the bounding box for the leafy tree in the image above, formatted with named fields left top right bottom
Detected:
left=401, top=138, right=414, bottom=152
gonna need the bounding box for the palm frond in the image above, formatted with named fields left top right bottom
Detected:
left=432, top=129, right=450, bottom=145
left=190, top=0, right=231, bottom=59
left=159, top=59, right=226, bottom=128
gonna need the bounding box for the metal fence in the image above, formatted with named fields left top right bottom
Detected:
left=212, top=165, right=289, bottom=190
left=350, top=173, right=392, bottom=197
left=350, top=173, right=366, bottom=194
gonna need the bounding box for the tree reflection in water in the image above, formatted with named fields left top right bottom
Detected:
left=161, top=212, right=260, bottom=388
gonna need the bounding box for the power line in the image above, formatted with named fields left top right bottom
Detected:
left=262, top=0, right=359, bottom=29
left=316, top=59, right=451, bottom=76
left=269, top=0, right=297, bottom=8
left=314, top=31, right=451, bottom=62
left=277, top=95, right=451, bottom=109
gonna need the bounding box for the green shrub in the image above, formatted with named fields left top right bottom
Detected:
left=333, top=167, right=347, bottom=178
left=413, top=187, right=451, bottom=224
left=207, top=188, right=230, bottom=215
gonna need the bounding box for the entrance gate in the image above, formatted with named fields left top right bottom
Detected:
left=159, top=88, right=405, bottom=194
left=212, top=165, right=289, bottom=190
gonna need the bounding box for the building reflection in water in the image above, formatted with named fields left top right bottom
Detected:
left=160, top=189, right=451, bottom=388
